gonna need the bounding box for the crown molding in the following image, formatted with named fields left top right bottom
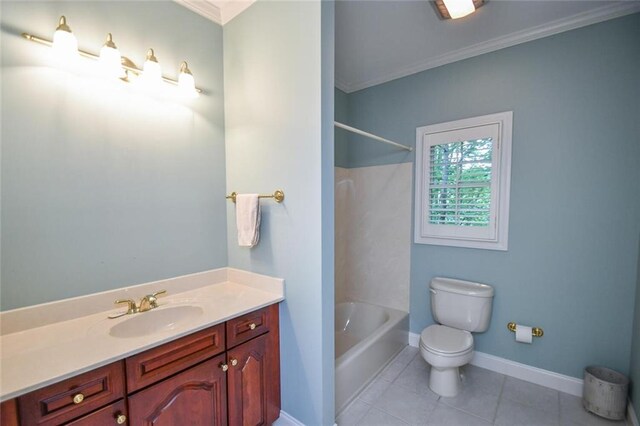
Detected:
left=217, top=1, right=257, bottom=25
left=340, top=2, right=640, bottom=93
left=174, top=0, right=256, bottom=26
left=174, top=0, right=222, bottom=25
left=334, top=77, right=350, bottom=94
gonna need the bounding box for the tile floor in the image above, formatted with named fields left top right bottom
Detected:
left=336, top=346, right=631, bottom=426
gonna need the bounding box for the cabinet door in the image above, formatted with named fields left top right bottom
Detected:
left=65, top=399, right=127, bottom=426
left=227, top=334, right=270, bottom=426
left=128, top=355, right=227, bottom=426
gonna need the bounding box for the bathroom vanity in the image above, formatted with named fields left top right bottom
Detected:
left=0, top=269, right=284, bottom=426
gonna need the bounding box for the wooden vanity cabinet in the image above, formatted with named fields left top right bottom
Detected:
left=12, top=303, right=280, bottom=426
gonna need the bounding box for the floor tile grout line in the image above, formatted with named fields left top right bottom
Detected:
left=493, top=374, right=507, bottom=424
left=492, top=374, right=508, bottom=425
left=435, top=372, right=505, bottom=424
left=336, top=393, right=373, bottom=423
left=358, top=406, right=411, bottom=426
left=441, top=401, right=496, bottom=425
left=500, top=376, right=562, bottom=417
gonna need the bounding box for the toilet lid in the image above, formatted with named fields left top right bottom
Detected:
left=420, top=325, right=473, bottom=355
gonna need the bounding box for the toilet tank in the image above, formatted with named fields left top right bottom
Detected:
left=430, top=277, right=494, bottom=332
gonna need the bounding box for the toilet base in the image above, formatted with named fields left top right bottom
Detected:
left=429, top=366, right=462, bottom=397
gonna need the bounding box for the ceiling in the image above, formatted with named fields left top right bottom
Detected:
left=175, top=0, right=640, bottom=92
left=335, top=0, right=640, bottom=93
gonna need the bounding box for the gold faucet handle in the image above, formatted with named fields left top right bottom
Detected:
left=114, top=299, right=138, bottom=314
left=150, top=290, right=167, bottom=308
left=141, top=290, right=166, bottom=310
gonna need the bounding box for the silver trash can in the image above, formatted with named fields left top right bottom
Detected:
left=582, top=366, right=629, bottom=421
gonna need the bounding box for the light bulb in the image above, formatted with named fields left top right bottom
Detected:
left=52, top=16, right=78, bottom=60
left=99, top=33, right=125, bottom=79
left=443, top=0, right=475, bottom=19
left=142, top=48, right=162, bottom=85
left=178, top=61, right=198, bottom=98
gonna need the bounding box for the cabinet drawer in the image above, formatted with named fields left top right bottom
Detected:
left=18, top=361, right=125, bottom=426
left=65, top=399, right=127, bottom=426
left=126, top=323, right=225, bottom=393
left=226, top=305, right=275, bottom=349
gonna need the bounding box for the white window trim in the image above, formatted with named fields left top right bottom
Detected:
left=414, top=111, right=513, bottom=251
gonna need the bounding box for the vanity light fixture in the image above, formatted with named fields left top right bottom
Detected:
left=99, top=33, right=126, bottom=79
left=21, top=16, right=202, bottom=96
left=178, top=62, right=198, bottom=98
left=141, top=48, right=162, bottom=85
left=51, top=16, right=78, bottom=59
left=434, top=0, right=484, bottom=19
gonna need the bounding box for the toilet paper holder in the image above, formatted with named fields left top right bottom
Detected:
left=507, top=322, right=544, bottom=338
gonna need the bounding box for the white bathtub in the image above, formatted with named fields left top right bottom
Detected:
left=335, top=301, right=408, bottom=415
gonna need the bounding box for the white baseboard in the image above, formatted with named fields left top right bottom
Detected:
left=408, top=331, right=420, bottom=347
left=471, top=351, right=583, bottom=396
left=629, top=402, right=639, bottom=426
left=408, top=332, right=583, bottom=397
left=274, top=410, right=305, bottom=426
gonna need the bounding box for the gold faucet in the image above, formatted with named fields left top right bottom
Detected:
left=138, top=290, right=166, bottom=312
left=109, top=290, right=167, bottom=318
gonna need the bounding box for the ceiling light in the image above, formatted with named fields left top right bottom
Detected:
left=435, top=0, right=484, bottom=20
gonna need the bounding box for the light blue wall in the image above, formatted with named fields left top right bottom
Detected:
left=631, top=239, right=640, bottom=422
left=342, top=14, right=640, bottom=378
left=0, top=1, right=227, bottom=310
left=224, top=1, right=333, bottom=424
left=334, top=87, right=349, bottom=167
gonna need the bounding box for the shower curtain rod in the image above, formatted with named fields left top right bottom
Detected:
left=334, top=121, right=413, bottom=152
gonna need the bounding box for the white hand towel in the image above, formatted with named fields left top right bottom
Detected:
left=236, top=194, right=261, bottom=247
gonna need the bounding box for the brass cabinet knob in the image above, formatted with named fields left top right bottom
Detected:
left=220, top=363, right=229, bottom=372
left=230, top=358, right=238, bottom=366
left=73, top=393, right=84, bottom=404
left=115, top=414, right=127, bottom=424
left=249, top=323, right=256, bottom=330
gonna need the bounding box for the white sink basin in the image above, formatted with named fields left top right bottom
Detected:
left=109, top=305, right=204, bottom=338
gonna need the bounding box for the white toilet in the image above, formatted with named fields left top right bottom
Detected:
left=419, top=277, right=494, bottom=397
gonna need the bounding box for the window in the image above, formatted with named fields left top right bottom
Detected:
left=414, top=111, right=512, bottom=250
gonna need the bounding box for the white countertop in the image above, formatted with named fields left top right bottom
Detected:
left=0, top=268, right=284, bottom=402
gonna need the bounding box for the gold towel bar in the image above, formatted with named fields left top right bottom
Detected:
left=226, top=190, right=285, bottom=204
left=507, top=322, right=544, bottom=337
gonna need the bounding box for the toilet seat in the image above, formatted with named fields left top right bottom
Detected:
left=420, top=325, right=473, bottom=356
